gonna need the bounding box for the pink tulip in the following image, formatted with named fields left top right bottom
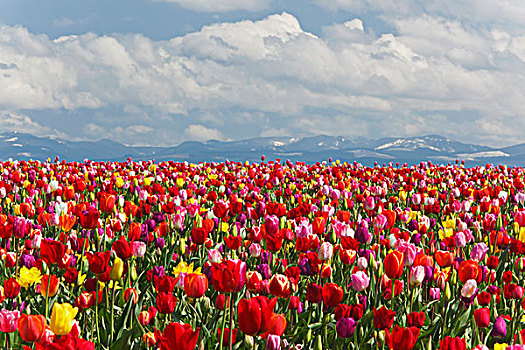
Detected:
left=0, top=309, right=20, bottom=333
left=351, top=271, right=370, bottom=292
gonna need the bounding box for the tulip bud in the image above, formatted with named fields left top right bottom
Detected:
left=110, top=257, right=124, bottom=281
left=201, top=296, right=211, bottom=315
left=444, top=282, right=452, bottom=301
left=314, top=335, right=322, bottom=350
left=370, top=254, right=377, bottom=270
left=496, top=215, right=502, bottom=230
left=244, top=335, right=254, bottom=349
left=130, top=265, right=138, bottom=281
left=179, top=238, right=186, bottom=255
left=450, top=269, right=457, bottom=285
left=306, top=329, right=312, bottom=342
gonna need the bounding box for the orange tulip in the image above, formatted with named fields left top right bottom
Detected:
left=59, top=215, right=76, bottom=232
left=40, top=275, right=60, bottom=297
left=435, top=251, right=454, bottom=268
left=17, top=314, right=46, bottom=343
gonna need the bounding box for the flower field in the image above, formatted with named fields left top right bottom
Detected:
left=2, top=158, right=525, bottom=349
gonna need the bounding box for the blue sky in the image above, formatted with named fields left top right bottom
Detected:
left=1, top=0, right=525, bottom=147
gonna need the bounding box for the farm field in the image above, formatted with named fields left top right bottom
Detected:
left=0, top=158, right=524, bottom=349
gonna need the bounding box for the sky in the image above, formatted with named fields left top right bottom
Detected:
left=1, top=1, right=525, bottom=147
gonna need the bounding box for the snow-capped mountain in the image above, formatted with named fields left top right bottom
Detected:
left=0, top=132, right=523, bottom=166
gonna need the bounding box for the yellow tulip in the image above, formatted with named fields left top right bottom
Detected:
left=50, top=303, right=78, bottom=335
left=110, top=257, right=124, bottom=281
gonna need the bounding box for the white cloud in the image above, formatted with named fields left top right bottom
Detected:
left=154, top=0, right=270, bottom=12
left=184, top=124, right=223, bottom=141
left=317, top=0, right=525, bottom=33
left=0, top=111, right=53, bottom=135
left=1, top=12, right=525, bottom=146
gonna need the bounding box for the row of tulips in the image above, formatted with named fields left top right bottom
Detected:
left=1, top=157, right=525, bottom=349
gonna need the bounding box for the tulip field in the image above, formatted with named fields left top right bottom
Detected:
left=3, top=158, right=525, bottom=349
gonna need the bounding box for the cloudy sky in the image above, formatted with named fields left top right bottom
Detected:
left=1, top=1, right=524, bottom=147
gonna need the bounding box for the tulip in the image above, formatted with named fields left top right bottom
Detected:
left=156, top=293, right=177, bottom=314
left=385, top=325, right=420, bottom=350
left=350, top=271, right=370, bottom=292
left=269, top=274, right=291, bottom=298
left=470, top=243, right=489, bottom=261
left=40, top=274, right=60, bottom=297
left=373, top=306, right=396, bottom=330
left=474, top=308, right=490, bottom=328
left=211, top=259, right=246, bottom=293
left=184, top=273, right=208, bottom=299
left=406, top=312, right=425, bottom=328
left=265, top=334, right=281, bottom=350
left=18, top=314, right=46, bottom=342
left=458, top=260, right=479, bottom=283
left=132, top=241, right=146, bottom=258
left=317, top=241, right=333, bottom=261
left=110, top=257, right=124, bottom=281
left=439, top=337, right=467, bottom=350
left=336, top=318, right=356, bottom=338
left=237, top=296, right=277, bottom=336
left=384, top=251, right=404, bottom=279
left=409, top=266, right=425, bottom=287
left=4, top=278, right=21, bottom=299
left=158, top=322, right=199, bottom=350
left=50, top=302, right=79, bottom=335
left=461, top=279, right=478, bottom=298
left=491, top=316, right=507, bottom=338
left=322, top=283, right=343, bottom=308
left=0, top=309, right=20, bottom=333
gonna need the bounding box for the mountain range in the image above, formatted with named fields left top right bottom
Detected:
left=1, top=132, right=524, bottom=167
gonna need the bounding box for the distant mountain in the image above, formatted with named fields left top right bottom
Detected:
left=0, top=132, right=524, bottom=166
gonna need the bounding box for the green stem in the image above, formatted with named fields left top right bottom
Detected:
left=109, top=282, right=116, bottom=345
left=219, top=297, right=228, bottom=349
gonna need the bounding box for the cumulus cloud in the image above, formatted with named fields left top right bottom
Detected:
left=317, top=0, right=525, bottom=31
left=0, top=111, right=53, bottom=136
left=154, top=0, right=270, bottom=12
left=1, top=12, right=525, bottom=146
left=184, top=124, right=223, bottom=141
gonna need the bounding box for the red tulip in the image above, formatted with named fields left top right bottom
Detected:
left=156, top=292, right=177, bottom=314
left=373, top=306, right=396, bottom=330
left=79, top=208, right=100, bottom=230
left=237, top=296, right=277, bottom=336
left=439, top=336, right=467, bottom=350
left=17, top=314, right=46, bottom=343
left=4, top=278, right=21, bottom=299
left=458, top=260, right=479, bottom=283
left=184, top=273, right=208, bottom=299
left=112, top=236, right=133, bottom=260
left=406, top=311, right=425, bottom=328
left=191, top=226, right=208, bottom=245
left=158, top=322, right=199, bottom=350
left=86, top=251, right=111, bottom=275
left=384, top=251, right=404, bottom=279
left=264, top=313, right=287, bottom=337
left=306, top=282, right=322, bottom=303
left=268, top=274, right=291, bottom=299
left=322, top=283, right=343, bottom=308
left=40, top=239, right=65, bottom=265
left=211, top=259, right=246, bottom=293
left=474, top=308, right=490, bottom=328
left=99, top=193, right=116, bottom=213
left=385, top=325, right=419, bottom=350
